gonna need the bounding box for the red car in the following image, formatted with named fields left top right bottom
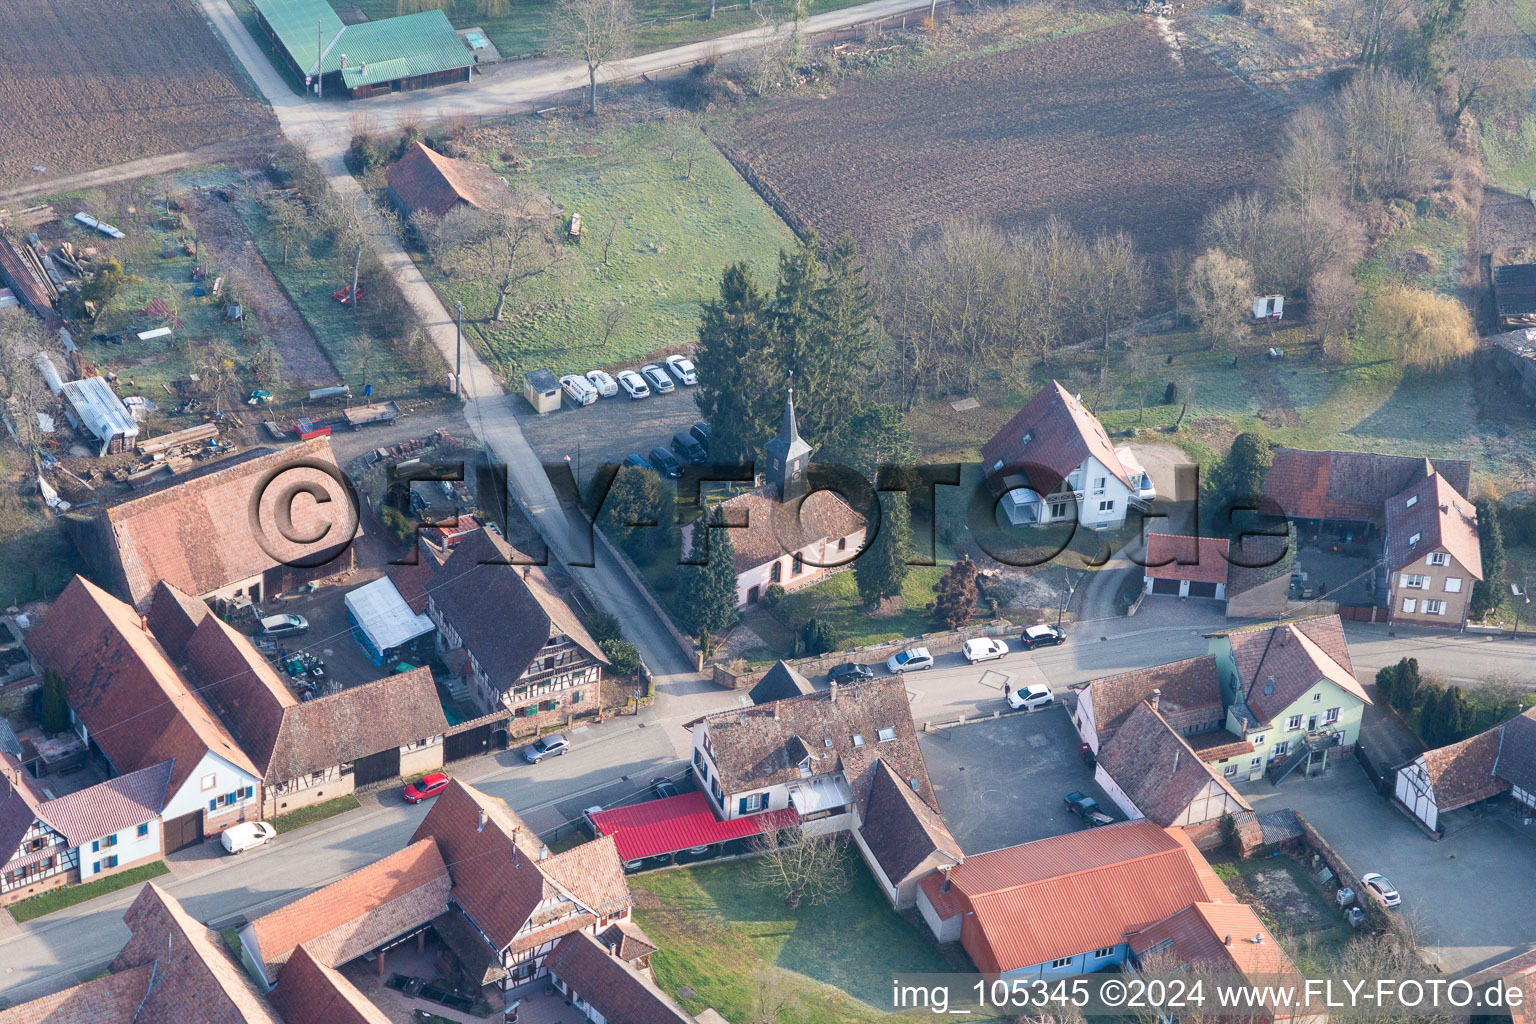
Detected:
left=403, top=772, right=450, bottom=804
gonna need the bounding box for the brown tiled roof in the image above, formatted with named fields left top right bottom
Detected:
left=980, top=381, right=1133, bottom=493
left=0, top=963, right=156, bottom=1024
left=916, top=821, right=1233, bottom=974
left=270, top=945, right=391, bottom=1024
left=246, top=839, right=451, bottom=980
left=1187, top=730, right=1253, bottom=762
left=1129, top=902, right=1304, bottom=1015
left=1418, top=728, right=1505, bottom=812
left=749, top=661, right=815, bottom=705
left=387, top=544, right=444, bottom=614
left=857, top=759, right=962, bottom=884
left=183, top=614, right=295, bottom=772
left=1495, top=708, right=1536, bottom=793
left=1095, top=703, right=1250, bottom=826
left=1086, top=656, right=1224, bottom=743
left=695, top=677, right=935, bottom=806
left=113, top=883, right=284, bottom=1024
left=541, top=834, right=632, bottom=917
left=411, top=780, right=630, bottom=952
left=264, top=668, right=446, bottom=785
left=96, top=438, right=353, bottom=607
left=426, top=529, right=605, bottom=687
left=546, top=931, right=694, bottom=1024
left=1261, top=449, right=1471, bottom=523
left=1217, top=616, right=1368, bottom=728
left=38, top=759, right=172, bottom=847
left=145, top=581, right=212, bottom=659
left=1144, top=534, right=1231, bottom=584
left=597, top=919, right=659, bottom=962
left=28, top=576, right=260, bottom=792
left=1383, top=472, right=1483, bottom=578
left=385, top=142, right=510, bottom=220
left=689, top=485, right=866, bottom=574
left=0, top=753, right=49, bottom=867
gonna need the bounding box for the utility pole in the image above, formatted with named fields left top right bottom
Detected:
left=1513, top=583, right=1531, bottom=638
left=316, top=20, right=322, bottom=99
left=455, top=299, right=463, bottom=396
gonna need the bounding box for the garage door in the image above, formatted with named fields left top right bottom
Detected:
left=1187, top=581, right=1219, bottom=599
left=1150, top=577, right=1181, bottom=595
left=351, top=747, right=401, bottom=787
left=163, top=811, right=203, bottom=853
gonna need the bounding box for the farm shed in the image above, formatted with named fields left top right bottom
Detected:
left=0, top=236, right=60, bottom=328
left=1143, top=534, right=1230, bottom=601
left=1494, top=263, right=1536, bottom=328
left=60, top=376, right=139, bottom=455
left=251, top=0, right=471, bottom=99
left=523, top=369, right=561, bottom=414
left=344, top=576, right=434, bottom=665
left=386, top=142, right=510, bottom=220
left=1485, top=329, right=1536, bottom=403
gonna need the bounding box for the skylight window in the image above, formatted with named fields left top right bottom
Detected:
left=1405, top=495, right=1418, bottom=508
left=877, top=727, right=896, bottom=742
left=1409, top=532, right=1421, bottom=546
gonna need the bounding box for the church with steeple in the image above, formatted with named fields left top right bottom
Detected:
left=680, top=391, right=867, bottom=607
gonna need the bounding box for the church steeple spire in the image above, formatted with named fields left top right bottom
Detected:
left=763, top=386, right=813, bottom=502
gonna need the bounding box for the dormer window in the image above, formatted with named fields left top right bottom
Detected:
left=1405, top=495, right=1418, bottom=508
left=851, top=734, right=864, bottom=747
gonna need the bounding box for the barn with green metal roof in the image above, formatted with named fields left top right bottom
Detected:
left=251, top=0, right=473, bottom=99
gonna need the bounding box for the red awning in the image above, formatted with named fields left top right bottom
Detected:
left=587, top=791, right=799, bottom=861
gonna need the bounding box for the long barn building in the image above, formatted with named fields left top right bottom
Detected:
left=252, top=0, right=472, bottom=99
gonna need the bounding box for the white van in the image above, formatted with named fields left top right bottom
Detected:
left=221, top=821, right=277, bottom=855
left=559, top=374, right=598, bottom=406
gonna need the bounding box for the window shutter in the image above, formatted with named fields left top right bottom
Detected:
left=738, top=797, right=749, bottom=815
left=91, top=840, right=99, bottom=852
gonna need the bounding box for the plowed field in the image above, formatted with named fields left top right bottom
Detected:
left=727, top=20, right=1282, bottom=253
left=0, top=0, right=273, bottom=185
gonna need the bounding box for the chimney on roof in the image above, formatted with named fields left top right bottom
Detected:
left=1224, top=934, right=1233, bottom=946
left=538, top=845, right=550, bottom=861
left=1251, top=933, right=1264, bottom=944
left=939, top=866, right=952, bottom=893
left=523, top=566, right=531, bottom=580
left=772, top=703, right=779, bottom=720
left=478, top=808, right=488, bottom=833
left=1149, top=688, right=1161, bottom=711
left=1440, top=504, right=1449, bottom=514
left=830, top=680, right=838, bottom=703
left=1278, top=629, right=1290, bottom=645
left=139, top=614, right=148, bottom=632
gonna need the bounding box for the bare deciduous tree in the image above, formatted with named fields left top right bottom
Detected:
left=1187, top=249, right=1254, bottom=351
left=551, top=0, right=636, bottom=115
left=1335, top=70, right=1449, bottom=201
left=431, top=202, right=562, bottom=322
left=1444, top=0, right=1530, bottom=119
left=1308, top=266, right=1362, bottom=361
left=1274, top=107, right=1345, bottom=208
left=751, top=825, right=849, bottom=909
left=748, top=8, right=791, bottom=96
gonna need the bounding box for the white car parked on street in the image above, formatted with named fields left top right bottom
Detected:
left=584, top=369, right=619, bottom=397
left=665, top=354, right=698, bottom=385
left=962, top=638, right=1009, bottom=663
left=886, top=647, right=934, bottom=674
left=616, top=370, right=650, bottom=399
left=1008, top=684, right=1055, bottom=711
left=559, top=374, right=597, bottom=406
left=221, top=821, right=277, bottom=855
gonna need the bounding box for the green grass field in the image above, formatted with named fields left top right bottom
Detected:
left=272, top=794, right=361, bottom=833
left=743, top=565, right=950, bottom=658
left=633, top=853, right=967, bottom=1023
left=8, top=862, right=170, bottom=924
left=331, top=0, right=871, bottom=61
left=428, top=118, right=795, bottom=382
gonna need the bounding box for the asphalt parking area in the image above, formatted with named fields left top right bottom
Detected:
left=514, top=382, right=701, bottom=487
left=1240, top=763, right=1536, bottom=973
left=919, top=707, right=1121, bottom=855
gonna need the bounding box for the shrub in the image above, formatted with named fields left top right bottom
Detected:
left=599, top=637, right=642, bottom=677
left=379, top=505, right=414, bottom=547
left=587, top=610, right=624, bottom=645
left=800, top=618, right=842, bottom=656
left=1163, top=381, right=1178, bottom=404
left=761, top=583, right=786, bottom=609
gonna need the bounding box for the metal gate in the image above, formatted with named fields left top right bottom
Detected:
left=1151, top=578, right=1181, bottom=595
left=1187, top=581, right=1219, bottom=599
left=163, top=811, right=203, bottom=853
left=351, top=747, right=401, bottom=787
left=444, top=723, right=494, bottom=763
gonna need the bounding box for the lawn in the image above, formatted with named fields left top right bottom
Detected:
left=632, top=852, right=964, bottom=1023
left=272, top=794, right=361, bottom=834
left=435, top=117, right=796, bottom=382
left=330, top=0, right=873, bottom=62
left=746, top=565, right=950, bottom=657
left=1209, top=855, right=1351, bottom=972
left=8, top=862, right=170, bottom=924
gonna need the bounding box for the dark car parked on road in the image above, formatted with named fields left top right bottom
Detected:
left=828, top=662, right=875, bottom=684
left=648, top=447, right=681, bottom=478
left=671, top=431, right=707, bottom=463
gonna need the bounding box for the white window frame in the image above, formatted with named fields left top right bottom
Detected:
left=1402, top=574, right=1429, bottom=590
left=1098, top=500, right=1114, bottom=513
left=1049, top=501, right=1070, bottom=519
left=1093, top=947, right=1116, bottom=959
left=1050, top=957, right=1073, bottom=970
left=1249, top=757, right=1263, bottom=769
left=1325, top=707, right=1340, bottom=724
left=1287, top=715, right=1303, bottom=731
left=1272, top=740, right=1290, bottom=757
left=201, top=773, right=216, bottom=792
left=1252, top=734, right=1265, bottom=746
left=1401, top=598, right=1417, bottom=614
left=1423, top=599, right=1446, bottom=615
left=1428, top=551, right=1449, bottom=566
left=1223, top=763, right=1238, bottom=777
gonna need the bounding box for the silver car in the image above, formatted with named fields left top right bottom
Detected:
left=640, top=364, right=675, bottom=394
left=523, top=734, right=570, bottom=763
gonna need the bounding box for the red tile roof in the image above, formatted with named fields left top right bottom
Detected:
left=587, top=791, right=800, bottom=862
left=145, top=581, right=213, bottom=658
left=1086, top=656, right=1224, bottom=743
left=687, top=485, right=866, bottom=574
left=1144, top=534, right=1231, bottom=584
left=385, top=142, right=510, bottom=220
left=112, top=883, right=283, bottom=1024
left=1094, top=703, right=1250, bottom=826
left=0, top=753, right=49, bottom=868
left=28, top=576, right=261, bottom=793
left=918, top=821, right=1233, bottom=974
left=183, top=613, right=296, bottom=771
left=411, top=780, right=631, bottom=952
left=270, top=945, right=391, bottom=1024
left=97, top=438, right=354, bottom=607
left=981, top=381, right=1133, bottom=493
left=37, top=759, right=172, bottom=847
left=1383, top=472, right=1483, bottom=578
left=0, top=963, right=156, bottom=1024
left=246, top=838, right=451, bottom=980
left=1261, top=449, right=1471, bottom=523
left=546, top=930, right=694, bottom=1024
left=1129, top=902, right=1307, bottom=1017
left=1418, top=729, right=1507, bottom=813
left=1216, top=615, right=1369, bottom=728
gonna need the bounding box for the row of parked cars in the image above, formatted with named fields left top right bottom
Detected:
left=558, top=354, right=698, bottom=406
left=623, top=421, right=712, bottom=480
